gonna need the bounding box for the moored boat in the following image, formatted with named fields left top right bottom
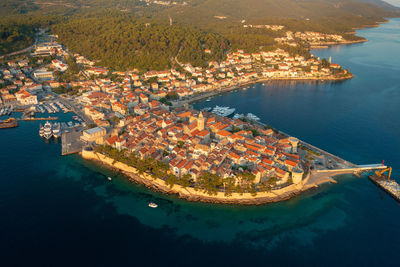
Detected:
left=52, top=122, right=61, bottom=138
left=43, top=121, right=53, bottom=139
left=211, top=106, right=236, bottom=117
left=39, top=123, right=44, bottom=137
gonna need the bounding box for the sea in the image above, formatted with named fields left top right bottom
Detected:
left=1, top=19, right=400, bottom=267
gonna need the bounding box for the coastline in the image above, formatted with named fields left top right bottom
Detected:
left=310, top=39, right=367, bottom=49
left=81, top=150, right=326, bottom=205
left=75, top=20, right=394, bottom=206
left=176, top=73, right=353, bottom=106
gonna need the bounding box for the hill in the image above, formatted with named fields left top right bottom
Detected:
left=52, top=14, right=229, bottom=71
left=1, top=0, right=399, bottom=69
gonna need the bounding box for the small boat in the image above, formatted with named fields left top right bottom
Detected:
left=148, top=202, right=158, bottom=208
left=107, top=177, right=112, bottom=181
left=206, top=98, right=211, bottom=102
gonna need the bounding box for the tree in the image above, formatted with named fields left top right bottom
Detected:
left=180, top=173, right=193, bottom=188
left=166, top=174, right=178, bottom=188
left=196, top=172, right=223, bottom=195
left=177, top=141, right=185, bottom=148
left=223, top=177, right=236, bottom=196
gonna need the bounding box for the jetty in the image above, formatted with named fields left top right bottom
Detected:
left=369, top=168, right=400, bottom=203
left=19, top=117, right=58, bottom=121
left=307, top=164, right=388, bottom=186
left=0, top=118, right=18, bottom=129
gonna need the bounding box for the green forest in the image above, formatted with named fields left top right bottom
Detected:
left=52, top=14, right=229, bottom=71
left=0, top=22, right=34, bottom=55
left=0, top=0, right=399, bottom=70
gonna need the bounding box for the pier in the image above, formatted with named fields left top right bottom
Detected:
left=61, top=130, right=83, bottom=155
left=368, top=167, right=400, bottom=203
left=19, top=117, right=58, bottom=121
left=306, top=164, right=388, bottom=186
left=369, top=175, right=400, bottom=203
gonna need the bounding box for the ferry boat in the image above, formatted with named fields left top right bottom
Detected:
left=148, top=202, right=158, bottom=208
left=43, top=121, right=53, bottom=139
left=211, top=106, right=236, bottom=117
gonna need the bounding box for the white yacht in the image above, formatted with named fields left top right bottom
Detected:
left=246, top=113, right=260, bottom=121
left=52, top=123, right=61, bottom=138
left=43, top=121, right=53, bottom=140
left=212, top=106, right=236, bottom=117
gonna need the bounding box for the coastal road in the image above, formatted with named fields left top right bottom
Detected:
left=0, top=34, right=38, bottom=59
left=0, top=44, right=35, bottom=59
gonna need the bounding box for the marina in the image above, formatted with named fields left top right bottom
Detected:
left=0, top=105, right=14, bottom=116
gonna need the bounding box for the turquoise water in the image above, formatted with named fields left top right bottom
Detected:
left=1, top=19, right=400, bottom=266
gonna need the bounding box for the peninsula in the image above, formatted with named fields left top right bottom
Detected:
left=0, top=23, right=392, bottom=205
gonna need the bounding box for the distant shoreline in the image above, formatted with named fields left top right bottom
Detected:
left=176, top=74, right=353, bottom=106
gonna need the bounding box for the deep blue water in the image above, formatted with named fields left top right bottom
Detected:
left=1, top=19, right=400, bottom=267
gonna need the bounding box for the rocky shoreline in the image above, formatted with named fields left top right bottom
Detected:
left=81, top=150, right=319, bottom=205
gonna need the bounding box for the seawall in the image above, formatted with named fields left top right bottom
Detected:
left=81, top=150, right=319, bottom=205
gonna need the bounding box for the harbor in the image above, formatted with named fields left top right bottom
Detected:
left=1, top=97, right=88, bottom=157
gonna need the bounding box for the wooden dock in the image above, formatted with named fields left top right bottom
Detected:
left=369, top=174, right=400, bottom=203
